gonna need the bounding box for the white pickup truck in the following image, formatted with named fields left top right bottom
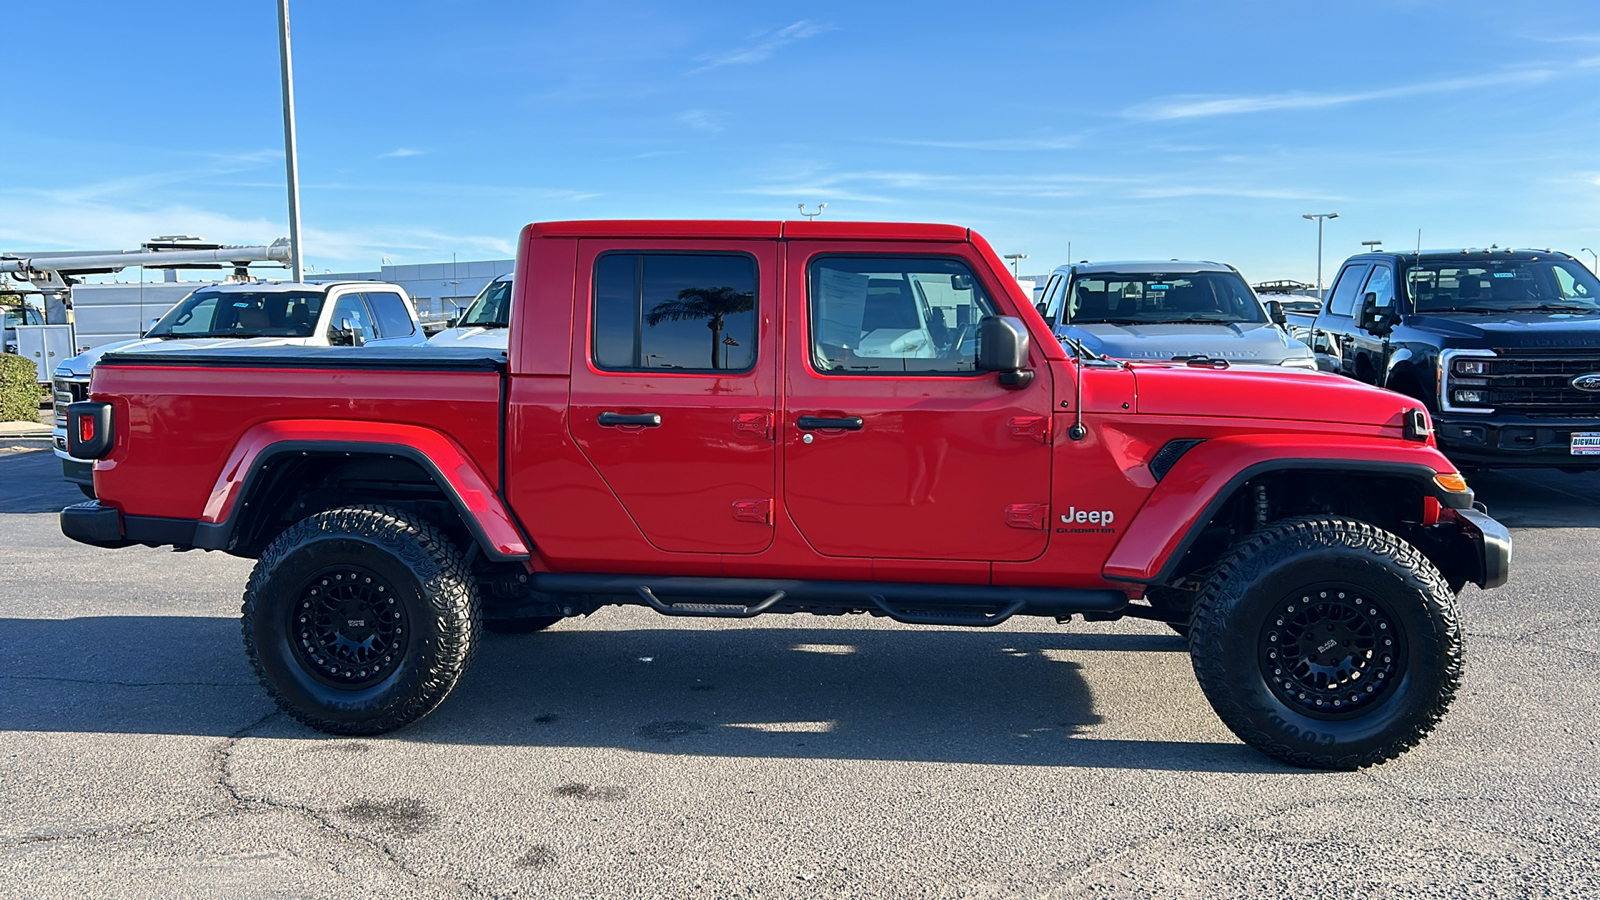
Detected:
left=52, top=280, right=426, bottom=494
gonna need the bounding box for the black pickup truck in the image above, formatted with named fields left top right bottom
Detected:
left=1302, top=249, right=1600, bottom=470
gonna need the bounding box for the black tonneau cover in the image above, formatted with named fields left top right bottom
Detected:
left=98, top=345, right=508, bottom=372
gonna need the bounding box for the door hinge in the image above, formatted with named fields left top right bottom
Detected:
left=1007, top=415, right=1051, bottom=444
left=734, top=412, right=774, bottom=440
left=1004, top=503, right=1049, bottom=531
left=732, top=498, right=773, bottom=525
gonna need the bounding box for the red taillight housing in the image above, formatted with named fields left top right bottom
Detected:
left=66, top=401, right=114, bottom=460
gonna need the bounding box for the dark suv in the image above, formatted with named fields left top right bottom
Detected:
left=1306, top=248, right=1600, bottom=469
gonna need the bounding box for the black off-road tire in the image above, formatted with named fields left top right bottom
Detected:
left=1188, top=516, right=1462, bottom=770
left=242, top=505, right=480, bottom=735
left=1143, top=586, right=1194, bottom=638
left=483, top=615, right=562, bottom=634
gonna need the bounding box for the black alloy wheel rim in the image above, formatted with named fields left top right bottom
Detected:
left=289, top=566, right=408, bottom=689
left=1258, top=583, right=1406, bottom=718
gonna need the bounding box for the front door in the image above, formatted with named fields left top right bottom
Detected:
left=781, top=244, right=1054, bottom=562
left=567, top=240, right=779, bottom=554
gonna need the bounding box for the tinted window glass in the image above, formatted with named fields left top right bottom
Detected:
left=808, top=256, right=997, bottom=375
left=1363, top=266, right=1396, bottom=309
left=1066, top=271, right=1262, bottom=325
left=1408, top=258, right=1600, bottom=313
left=1327, top=264, right=1372, bottom=317
left=1037, top=274, right=1062, bottom=322
left=328, top=293, right=374, bottom=343
left=460, top=279, right=512, bottom=327
left=148, top=290, right=325, bottom=338
left=365, top=291, right=415, bottom=336
left=592, top=253, right=758, bottom=371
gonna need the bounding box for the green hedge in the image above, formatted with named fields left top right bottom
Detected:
left=0, top=353, right=42, bottom=423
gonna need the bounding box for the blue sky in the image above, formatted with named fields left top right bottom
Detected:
left=4, top=0, right=1600, bottom=282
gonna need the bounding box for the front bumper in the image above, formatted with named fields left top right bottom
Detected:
left=1435, top=415, right=1600, bottom=468
left=1454, top=507, right=1512, bottom=590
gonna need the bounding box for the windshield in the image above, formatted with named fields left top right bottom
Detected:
left=458, top=278, right=512, bottom=328
left=1409, top=258, right=1600, bottom=314
left=147, top=289, right=326, bottom=338
left=1068, top=272, right=1265, bottom=325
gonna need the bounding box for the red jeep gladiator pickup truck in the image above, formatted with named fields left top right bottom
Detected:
left=61, top=220, right=1510, bottom=769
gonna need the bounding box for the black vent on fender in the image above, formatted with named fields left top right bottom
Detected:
left=1149, top=439, right=1206, bottom=481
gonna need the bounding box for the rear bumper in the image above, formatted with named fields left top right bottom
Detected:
left=1454, top=507, right=1512, bottom=590
left=60, top=501, right=200, bottom=550
left=60, top=457, right=93, bottom=487
left=1435, top=415, right=1600, bottom=468
left=60, top=501, right=131, bottom=548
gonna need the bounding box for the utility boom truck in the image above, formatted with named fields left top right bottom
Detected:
left=60, top=220, right=1510, bottom=769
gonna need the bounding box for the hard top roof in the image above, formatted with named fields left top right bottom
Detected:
left=524, top=220, right=971, bottom=242
left=1053, top=260, right=1235, bottom=276
left=1348, top=249, right=1572, bottom=264
left=198, top=281, right=403, bottom=293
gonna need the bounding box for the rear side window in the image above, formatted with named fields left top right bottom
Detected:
left=1327, top=264, right=1372, bottom=317
left=365, top=291, right=415, bottom=337
left=592, top=253, right=758, bottom=371
left=808, top=256, right=997, bottom=375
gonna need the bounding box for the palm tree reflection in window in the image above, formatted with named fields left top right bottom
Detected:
left=644, top=286, right=754, bottom=369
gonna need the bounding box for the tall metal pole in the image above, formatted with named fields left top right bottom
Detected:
left=1303, top=213, right=1339, bottom=297
left=277, top=0, right=304, bottom=283
left=1583, top=248, right=1598, bottom=275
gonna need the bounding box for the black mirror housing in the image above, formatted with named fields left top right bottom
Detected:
left=978, top=315, right=1034, bottom=388
left=1359, top=291, right=1392, bottom=332
left=1266, top=300, right=1287, bottom=326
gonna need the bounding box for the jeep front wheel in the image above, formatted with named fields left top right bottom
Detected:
left=242, top=505, right=480, bottom=735
left=1188, top=516, right=1462, bottom=770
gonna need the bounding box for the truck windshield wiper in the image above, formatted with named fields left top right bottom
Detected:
left=1506, top=304, right=1596, bottom=313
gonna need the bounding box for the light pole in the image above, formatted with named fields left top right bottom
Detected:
left=1003, top=253, right=1029, bottom=277
left=277, top=0, right=304, bottom=283
left=1583, top=248, right=1598, bottom=274
left=1361, top=240, right=1383, bottom=253
left=1302, top=213, right=1339, bottom=297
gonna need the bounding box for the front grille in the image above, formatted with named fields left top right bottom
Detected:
left=52, top=376, right=89, bottom=426
left=1474, top=353, right=1600, bottom=416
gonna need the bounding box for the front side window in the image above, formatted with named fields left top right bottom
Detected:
left=1327, top=264, right=1372, bottom=317
left=809, top=256, right=997, bottom=375
left=147, top=290, right=325, bottom=338
left=1409, top=258, right=1600, bottom=314
left=1066, top=271, right=1263, bottom=325
left=1364, top=266, right=1396, bottom=309
left=593, top=253, right=757, bottom=371
left=328, top=293, right=376, bottom=343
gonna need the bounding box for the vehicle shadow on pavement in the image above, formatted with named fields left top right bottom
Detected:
left=1468, top=468, right=1600, bottom=527
left=0, top=615, right=1284, bottom=773
left=0, top=448, right=87, bottom=514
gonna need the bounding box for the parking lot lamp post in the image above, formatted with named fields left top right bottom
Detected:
left=277, top=0, right=304, bottom=283
left=1302, top=213, right=1339, bottom=297
left=1583, top=248, right=1598, bottom=275
left=1003, top=253, right=1029, bottom=278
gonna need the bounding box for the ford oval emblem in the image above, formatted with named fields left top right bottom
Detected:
left=1571, top=373, right=1600, bottom=392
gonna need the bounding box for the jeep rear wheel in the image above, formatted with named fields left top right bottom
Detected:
left=1188, top=516, right=1462, bottom=770
left=242, top=505, right=480, bottom=735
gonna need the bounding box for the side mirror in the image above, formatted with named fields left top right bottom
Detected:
left=1359, top=292, right=1391, bottom=333
left=978, top=315, right=1034, bottom=389
left=1266, top=300, right=1287, bottom=326
left=335, top=317, right=367, bottom=347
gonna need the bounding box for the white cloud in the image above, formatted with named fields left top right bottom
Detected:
left=691, top=20, right=833, bottom=73
left=378, top=147, right=427, bottom=158
left=1126, top=68, right=1558, bottom=120
left=677, top=109, right=726, bottom=134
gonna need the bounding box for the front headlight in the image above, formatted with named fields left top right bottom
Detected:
left=1439, top=349, right=1497, bottom=414
left=1279, top=356, right=1320, bottom=370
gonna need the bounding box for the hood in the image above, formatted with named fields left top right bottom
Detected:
left=1404, top=311, right=1600, bottom=349
left=1131, top=362, right=1415, bottom=428
left=59, top=335, right=317, bottom=375
left=426, top=326, right=509, bottom=349
left=1064, top=321, right=1311, bottom=364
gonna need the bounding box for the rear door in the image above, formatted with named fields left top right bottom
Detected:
left=781, top=243, right=1054, bottom=562
left=567, top=240, right=779, bottom=554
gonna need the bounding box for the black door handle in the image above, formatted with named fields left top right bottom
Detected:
left=796, top=415, right=863, bottom=431
left=598, top=412, right=662, bottom=427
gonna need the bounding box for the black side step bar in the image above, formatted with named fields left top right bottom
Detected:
left=529, top=573, right=1127, bottom=623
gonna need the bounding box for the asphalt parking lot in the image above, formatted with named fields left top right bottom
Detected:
left=2, top=443, right=1597, bottom=898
